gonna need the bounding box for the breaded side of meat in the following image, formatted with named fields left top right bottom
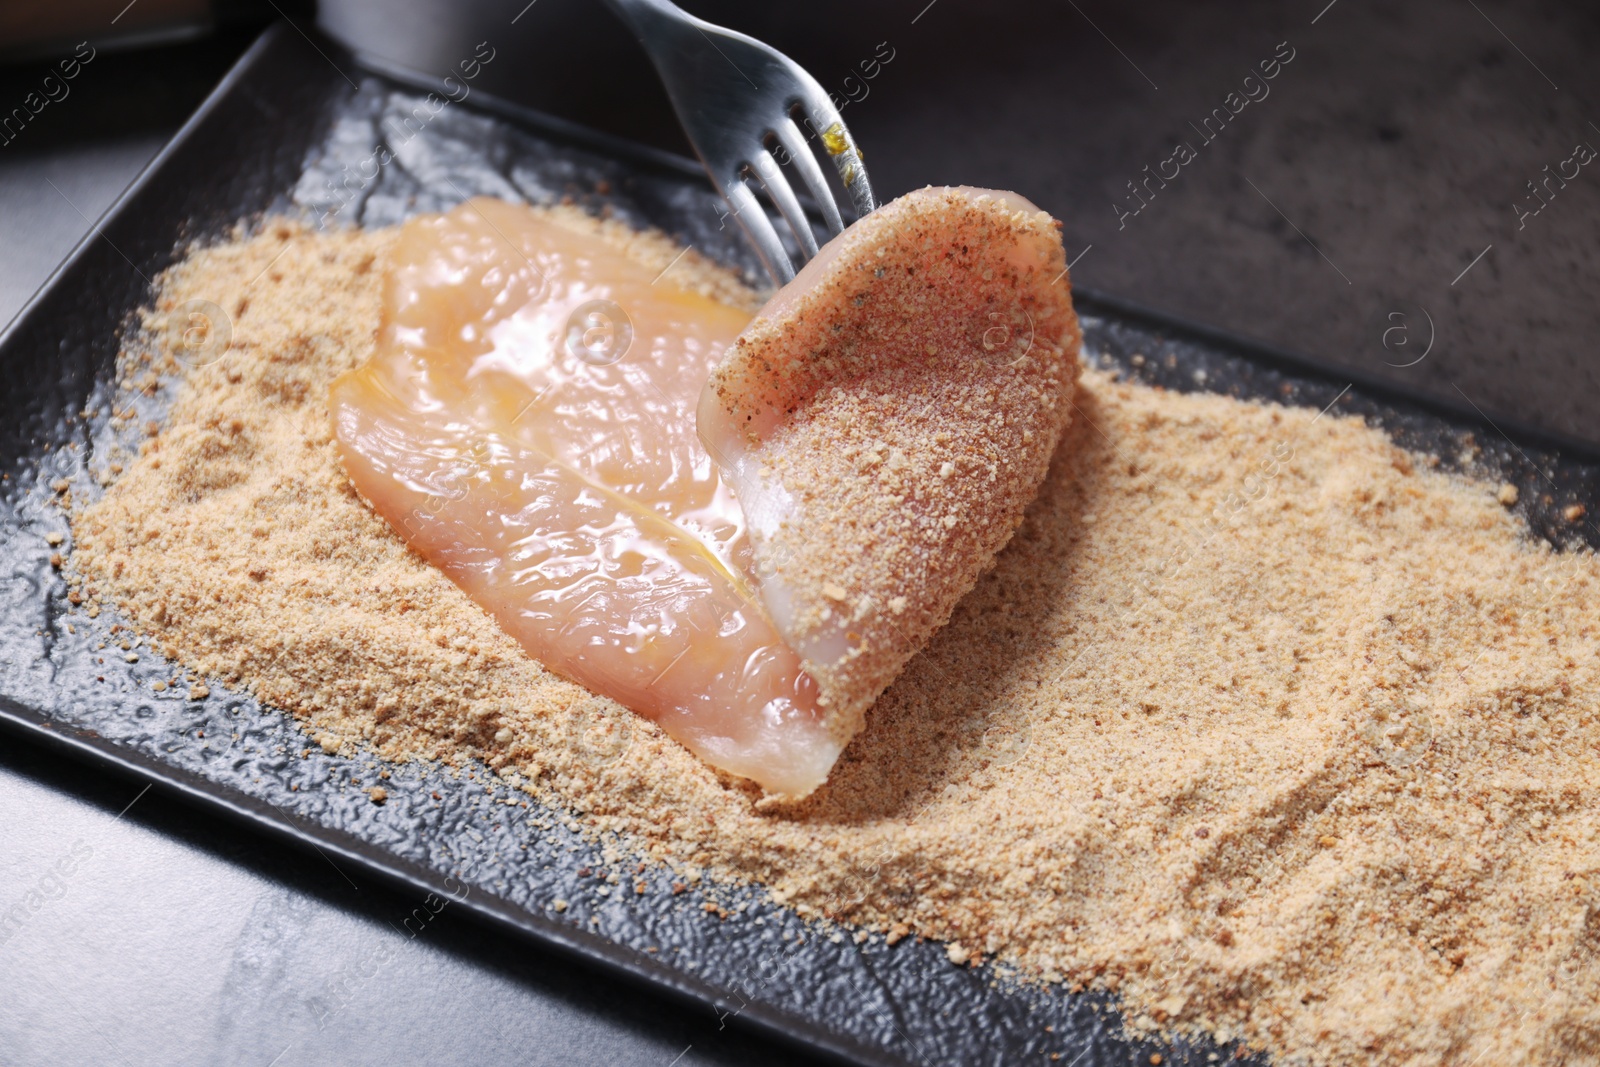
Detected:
left=699, top=186, right=1082, bottom=752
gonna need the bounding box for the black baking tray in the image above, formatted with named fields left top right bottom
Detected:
left=2, top=22, right=1598, bottom=1067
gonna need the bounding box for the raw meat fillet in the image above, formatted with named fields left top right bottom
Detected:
left=331, top=198, right=839, bottom=796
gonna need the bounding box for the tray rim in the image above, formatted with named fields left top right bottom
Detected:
left=2, top=17, right=1596, bottom=1067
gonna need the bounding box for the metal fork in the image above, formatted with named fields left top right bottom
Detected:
left=601, top=0, right=876, bottom=284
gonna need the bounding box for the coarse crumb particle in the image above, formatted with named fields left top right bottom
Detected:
left=69, top=215, right=1600, bottom=1067
left=368, top=786, right=387, bottom=804
left=1498, top=482, right=1519, bottom=505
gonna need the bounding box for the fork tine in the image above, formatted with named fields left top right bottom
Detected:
left=599, top=0, right=873, bottom=283
left=796, top=96, right=876, bottom=220
left=749, top=149, right=820, bottom=259
left=774, top=116, right=845, bottom=236
left=726, top=179, right=796, bottom=285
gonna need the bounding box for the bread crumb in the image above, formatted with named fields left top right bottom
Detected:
left=368, top=786, right=387, bottom=804
left=68, top=214, right=1600, bottom=1067
left=1498, top=482, right=1519, bottom=505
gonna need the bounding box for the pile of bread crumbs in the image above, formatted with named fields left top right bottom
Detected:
left=68, top=212, right=1600, bottom=1067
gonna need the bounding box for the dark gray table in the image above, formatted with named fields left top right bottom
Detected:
left=2, top=3, right=1596, bottom=1064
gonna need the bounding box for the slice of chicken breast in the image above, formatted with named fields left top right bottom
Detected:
left=331, top=198, right=839, bottom=797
